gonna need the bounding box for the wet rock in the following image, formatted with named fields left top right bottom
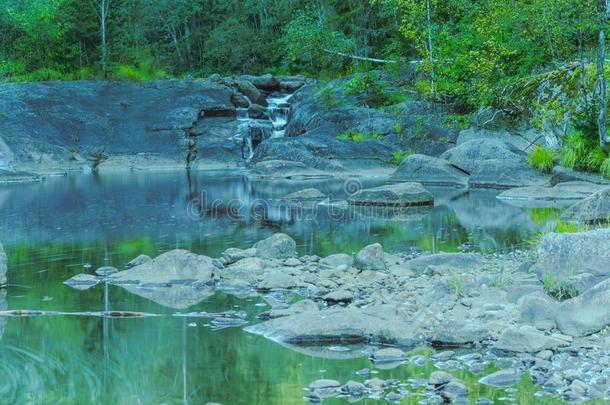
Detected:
left=250, top=159, right=331, bottom=179
left=257, top=271, right=298, bottom=290
left=125, top=254, right=152, bottom=269
left=371, top=348, right=406, bottom=363
left=262, top=299, right=318, bottom=319
left=494, top=325, right=569, bottom=352
left=555, top=278, right=610, bottom=337
left=348, top=183, right=434, bottom=207
left=108, top=249, right=215, bottom=285
left=441, top=138, right=525, bottom=173
left=284, top=258, right=301, bottom=267
left=0, top=243, right=6, bottom=286
left=562, top=187, right=610, bottom=223
left=233, top=79, right=266, bottom=105
left=254, top=233, right=296, bottom=259
left=282, top=188, right=326, bottom=200
left=95, top=266, right=118, bottom=276
left=479, top=369, right=523, bottom=388
left=63, top=273, right=99, bottom=291
left=238, top=73, right=279, bottom=91
left=498, top=182, right=605, bottom=208
left=441, top=380, right=468, bottom=402
left=354, top=243, right=386, bottom=271
left=122, top=284, right=214, bottom=309
left=532, top=228, right=610, bottom=292
left=341, top=380, right=366, bottom=396
left=319, top=254, right=353, bottom=270
left=245, top=307, right=417, bottom=345
left=552, top=166, right=610, bottom=186
left=389, top=154, right=469, bottom=187
left=308, top=379, right=341, bottom=390
left=221, top=247, right=255, bottom=265
left=221, top=257, right=265, bottom=283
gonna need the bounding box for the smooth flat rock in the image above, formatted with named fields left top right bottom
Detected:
left=389, top=154, right=469, bottom=187
left=498, top=182, right=605, bottom=208
left=348, top=182, right=434, bottom=207
left=494, top=326, right=569, bottom=352
left=108, top=249, right=215, bottom=286
left=532, top=229, right=610, bottom=292
left=555, top=278, right=610, bottom=337
left=63, top=273, right=99, bottom=291
left=468, top=160, right=551, bottom=189
left=552, top=166, right=610, bottom=186
left=404, top=253, right=485, bottom=274
left=319, top=253, right=353, bottom=270
left=479, top=369, right=523, bottom=388
left=245, top=307, right=417, bottom=345
left=371, top=348, right=406, bottom=363
left=562, top=187, right=610, bottom=223
left=441, top=138, right=525, bottom=173
left=221, top=257, right=266, bottom=283
left=254, top=233, right=296, bottom=259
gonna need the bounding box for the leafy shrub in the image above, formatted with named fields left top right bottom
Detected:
left=391, top=149, right=415, bottom=165
left=0, top=60, right=26, bottom=78
left=316, top=87, right=344, bottom=109
left=336, top=130, right=382, bottom=143
left=344, top=72, right=396, bottom=107
left=113, top=59, right=166, bottom=81
left=543, top=274, right=579, bottom=301
left=25, top=68, right=65, bottom=81
left=528, top=146, right=556, bottom=173
left=601, top=157, right=610, bottom=179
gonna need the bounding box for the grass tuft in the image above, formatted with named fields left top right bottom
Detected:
left=528, top=145, right=556, bottom=173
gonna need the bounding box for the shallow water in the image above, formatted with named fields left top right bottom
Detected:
left=0, top=171, right=570, bottom=404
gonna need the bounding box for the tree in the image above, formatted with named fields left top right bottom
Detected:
left=598, top=0, right=610, bottom=151
left=91, top=0, right=111, bottom=76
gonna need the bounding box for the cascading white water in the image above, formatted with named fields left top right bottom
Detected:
left=266, top=93, right=291, bottom=138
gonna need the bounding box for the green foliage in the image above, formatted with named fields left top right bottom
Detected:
left=343, top=72, right=398, bottom=108
left=560, top=131, right=610, bottom=173
left=336, top=130, right=383, bottom=143
left=113, top=59, right=166, bottom=82
left=543, top=274, right=579, bottom=301
left=601, top=158, right=610, bottom=179
left=391, top=148, right=415, bottom=165
left=316, top=87, right=344, bottom=109
left=527, top=146, right=556, bottom=173
left=447, top=275, right=465, bottom=299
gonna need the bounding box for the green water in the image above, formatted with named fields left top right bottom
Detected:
left=0, top=171, right=573, bottom=404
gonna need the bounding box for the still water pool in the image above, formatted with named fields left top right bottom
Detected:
left=0, top=171, right=568, bottom=404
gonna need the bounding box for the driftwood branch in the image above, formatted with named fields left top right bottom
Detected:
left=323, top=49, right=397, bottom=64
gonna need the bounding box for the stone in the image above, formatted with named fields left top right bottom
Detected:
left=517, top=293, right=558, bottom=331
left=63, top=273, right=99, bottom=291
left=555, top=278, right=610, bottom=337
left=341, top=380, right=366, bottom=396
left=532, top=228, right=610, bottom=292
left=284, top=258, right=301, bottom=267
left=552, top=166, right=610, bottom=186
left=108, top=249, right=215, bottom=285
left=354, top=243, right=386, bottom=271
left=562, top=187, right=610, bottom=223
left=308, top=379, right=341, bottom=390
left=221, top=257, right=266, bottom=283
left=245, top=307, right=417, bottom=345
left=264, top=299, right=319, bottom=319
left=250, top=160, right=330, bottom=179
left=468, top=160, right=551, bottom=189
left=257, top=271, right=298, bottom=290
left=441, top=381, right=468, bottom=401
left=389, top=154, right=469, bottom=187
left=95, top=266, right=118, bottom=276
left=441, top=138, right=525, bottom=173
left=0, top=242, right=6, bottom=285
left=429, top=371, right=453, bottom=386
left=479, top=369, right=522, bottom=388
left=125, top=254, right=152, bottom=269
left=494, top=326, right=569, bottom=352
left=282, top=188, right=326, bottom=200
left=404, top=253, right=485, bottom=275
left=371, top=348, right=406, bottom=363
left=254, top=233, right=296, bottom=259
left=324, top=289, right=354, bottom=303
left=497, top=182, right=605, bottom=208
left=348, top=182, right=434, bottom=207
left=319, top=254, right=354, bottom=270
left=221, top=248, right=254, bottom=265
left=432, top=320, right=490, bottom=347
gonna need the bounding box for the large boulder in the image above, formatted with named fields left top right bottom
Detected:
left=498, top=182, right=605, bottom=208
left=0, top=243, right=6, bottom=286
left=532, top=229, right=610, bottom=292
left=354, top=243, right=386, bottom=271
left=551, top=166, right=610, bottom=186
left=108, top=249, right=215, bottom=286
left=254, top=234, right=297, bottom=259
left=404, top=253, right=485, bottom=275
left=389, top=154, right=469, bottom=187
left=562, top=187, right=610, bottom=224
left=440, top=139, right=525, bottom=173
left=244, top=307, right=417, bottom=345
left=348, top=183, right=434, bottom=207
left=555, top=278, right=610, bottom=337
left=468, top=160, right=551, bottom=189
left=250, top=160, right=330, bottom=179
left=494, top=325, right=569, bottom=352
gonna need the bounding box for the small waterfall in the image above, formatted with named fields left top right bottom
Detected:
left=266, top=93, right=291, bottom=138
left=244, top=135, right=255, bottom=160
left=236, top=108, right=249, bottom=121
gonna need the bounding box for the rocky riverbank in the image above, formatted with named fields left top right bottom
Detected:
left=61, top=229, right=610, bottom=403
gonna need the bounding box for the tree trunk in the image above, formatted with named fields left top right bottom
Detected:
left=426, top=0, right=435, bottom=96
left=598, top=0, right=610, bottom=151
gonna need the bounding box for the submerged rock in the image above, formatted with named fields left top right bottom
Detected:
left=532, top=228, right=610, bottom=292
left=468, top=160, right=551, bottom=189
left=108, top=249, right=216, bottom=286
left=121, top=284, right=214, bottom=309
left=389, top=154, right=469, bottom=187
left=254, top=233, right=296, bottom=259
left=0, top=243, right=6, bottom=286
left=562, top=187, right=610, bottom=223
left=348, top=183, right=434, bottom=207
left=282, top=188, right=326, bottom=200
left=479, top=369, right=523, bottom=388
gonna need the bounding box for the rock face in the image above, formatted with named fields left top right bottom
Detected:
left=562, top=187, right=610, bottom=223
left=0, top=243, right=7, bottom=285
left=348, top=183, right=434, bottom=207
left=254, top=233, right=297, bottom=259
left=250, top=160, right=331, bottom=179
left=389, top=154, right=469, bottom=187
left=532, top=229, right=610, bottom=292
left=555, top=278, right=610, bottom=337
left=552, top=166, right=610, bottom=186
left=108, top=249, right=216, bottom=285
left=498, top=182, right=605, bottom=208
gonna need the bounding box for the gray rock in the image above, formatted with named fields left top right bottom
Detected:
left=556, top=278, right=610, bottom=337
left=494, top=326, right=569, bottom=352
left=389, top=154, right=469, bottom=187
left=121, top=284, right=214, bottom=309
left=254, top=233, right=296, bottom=259
left=63, top=273, right=99, bottom=291
left=498, top=182, right=605, bottom=208
left=250, top=160, right=331, bottom=179
left=324, top=289, right=354, bottom=303
left=348, top=182, right=434, bottom=207
left=221, top=248, right=255, bottom=265
left=257, top=271, right=298, bottom=290
left=245, top=307, right=417, bottom=345
left=441, top=138, right=525, bottom=173
left=552, top=166, right=610, bottom=186
left=341, top=380, right=366, bottom=396
left=432, top=320, right=490, bottom=346
left=108, top=249, right=215, bottom=285
left=441, top=381, right=468, bottom=401
left=429, top=371, right=453, bottom=386
left=264, top=299, right=319, bottom=319
left=95, top=266, right=118, bottom=276
left=517, top=293, right=558, bottom=331
left=562, top=187, right=610, bottom=223
left=319, top=253, right=353, bottom=270
left=282, top=188, right=326, bottom=200
left=354, top=243, right=386, bottom=271
left=125, top=254, right=152, bottom=269
left=371, top=348, right=406, bottom=363
left=479, top=369, right=523, bottom=388
left=308, top=379, right=341, bottom=390
left=532, top=228, right=610, bottom=292
left=221, top=257, right=266, bottom=283
left=284, top=258, right=301, bottom=267
left=0, top=243, right=6, bottom=286
left=404, top=253, right=485, bottom=275
left=468, top=159, right=551, bottom=189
